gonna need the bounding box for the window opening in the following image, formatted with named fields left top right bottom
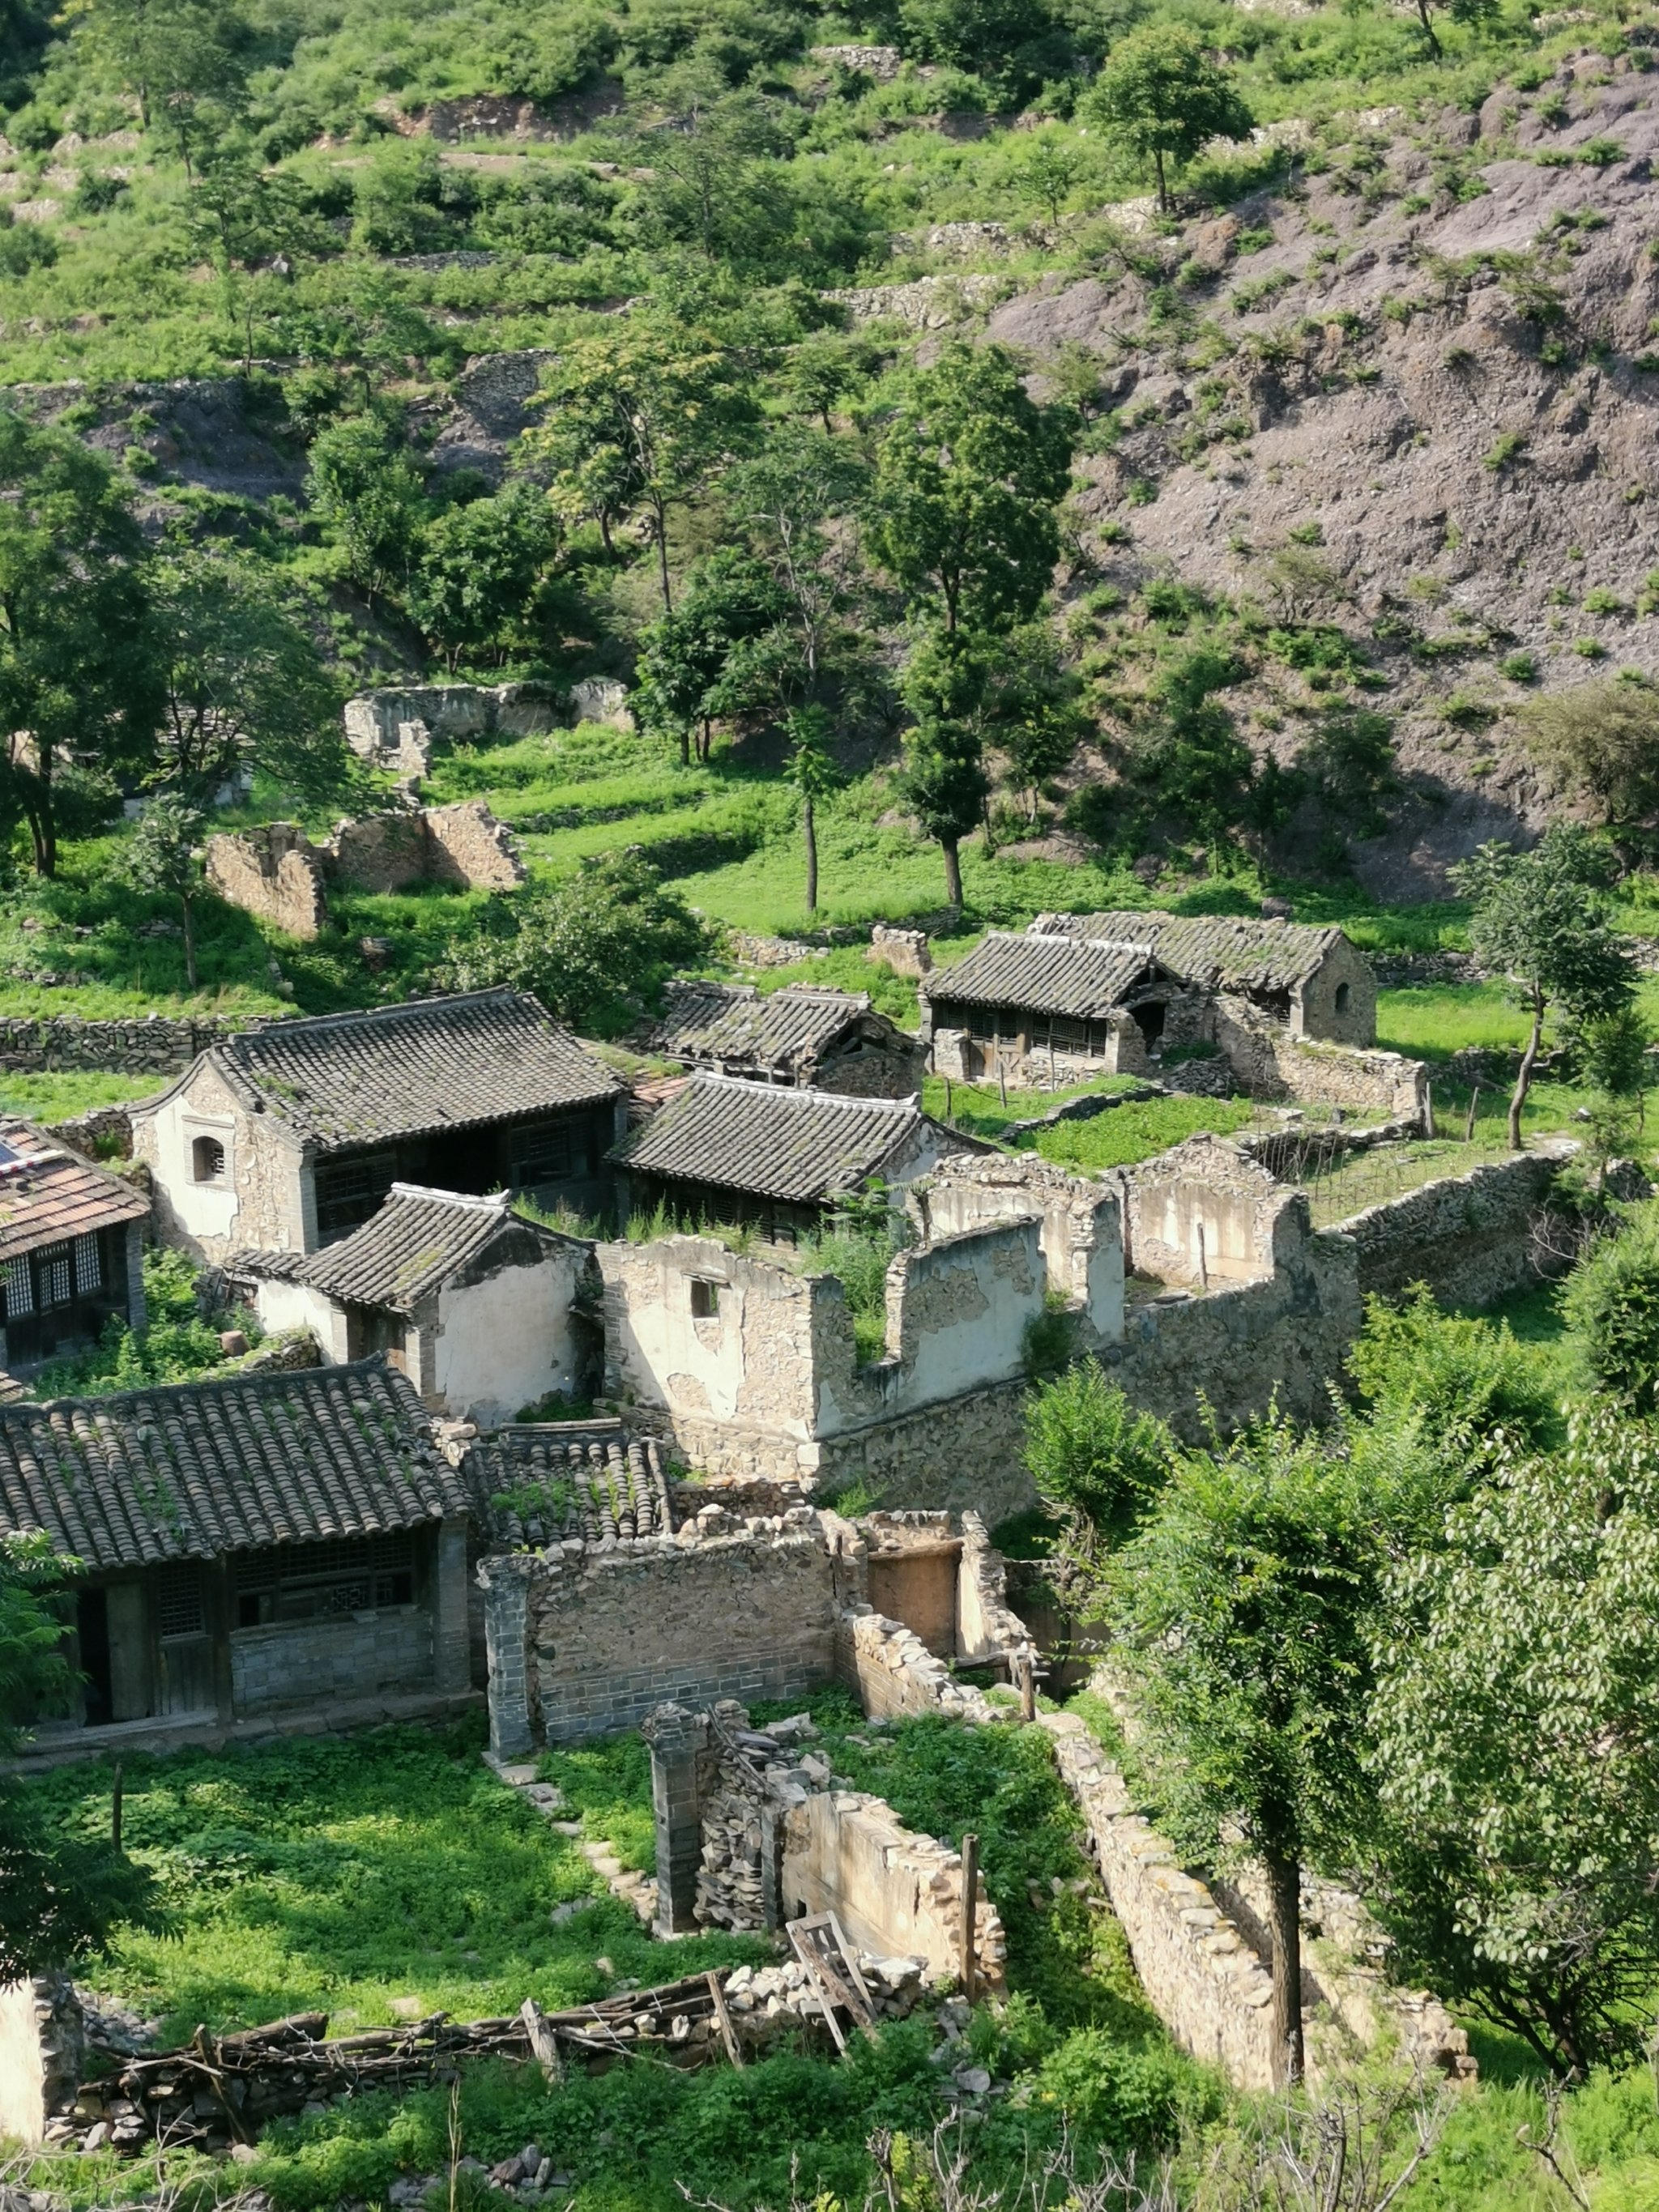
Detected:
left=191, top=1134, right=226, bottom=1183
left=689, top=1277, right=721, bottom=1319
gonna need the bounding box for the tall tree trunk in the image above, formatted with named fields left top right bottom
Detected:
left=1415, top=0, right=1443, bottom=56
left=598, top=511, right=614, bottom=558
left=28, top=748, right=55, bottom=878
left=181, top=897, right=198, bottom=990
left=653, top=498, right=673, bottom=616
left=1510, top=992, right=1544, bottom=1152
left=804, top=795, right=818, bottom=915
left=1265, top=1848, right=1305, bottom=2087
left=1154, top=148, right=1168, bottom=212
left=941, top=837, right=963, bottom=911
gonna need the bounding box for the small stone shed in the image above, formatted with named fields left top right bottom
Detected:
left=608, top=1074, right=977, bottom=1242
left=225, top=1184, right=596, bottom=1424
left=651, top=982, right=925, bottom=1100
left=0, top=1119, right=149, bottom=1380
left=131, top=990, right=625, bottom=1264
left=0, top=1360, right=473, bottom=1741
left=1034, top=910, right=1376, bottom=1046
left=920, top=932, right=1199, bottom=1085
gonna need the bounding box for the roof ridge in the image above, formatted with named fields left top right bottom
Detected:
left=689, top=1072, right=918, bottom=1114
left=384, top=1182, right=513, bottom=1213
left=2, top=1353, right=407, bottom=1424
left=220, top=987, right=522, bottom=1050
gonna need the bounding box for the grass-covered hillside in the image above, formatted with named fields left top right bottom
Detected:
left=4, top=0, right=1659, bottom=1043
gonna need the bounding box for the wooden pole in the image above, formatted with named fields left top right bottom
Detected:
left=1465, top=1084, right=1480, bottom=1142
left=997, top=1062, right=1008, bottom=1109
left=944, top=1076, right=953, bottom=1127
left=960, top=1833, right=979, bottom=2005
left=1017, top=1653, right=1037, bottom=1724
left=1422, top=1080, right=1435, bottom=1140
left=111, top=1759, right=123, bottom=1855
left=1196, top=1220, right=1209, bottom=1290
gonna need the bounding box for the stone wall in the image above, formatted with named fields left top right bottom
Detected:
left=868, top=925, right=932, bottom=978
left=203, top=804, right=524, bottom=940
left=0, top=1973, right=83, bottom=2148
left=229, top=1606, right=434, bottom=1715
left=1216, top=998, right=1427, bottom=1120
left=1121, top=1133, right=1301, bottom=1290
left=43, top=1105, right=138, bottom=1161
left=1341, top=1141, right=1576, bottom=1307
left=0, top=1013, right=271, bottom=1077
left=495, top=1520, right=841, bottom=1746
left=203, top=823, right=328, bottom=939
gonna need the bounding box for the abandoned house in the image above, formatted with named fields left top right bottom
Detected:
left=608, top=1074, right=979, bottom=1242
left=651, top=982, right=926, bottom=1099
left=1032, top=911, right=1377, bottom=1046
left=0, top=1360, right=473, bottom=1740
left=0, top=1120, right=149, bottom=1381
left=224, top=1184, right=596, bottom=1425
left=919, top=933, right=1203, bottom=1085
left=130, top=989, right=625, bottom=1266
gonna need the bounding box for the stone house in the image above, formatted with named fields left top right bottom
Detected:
left=225, top=1183, right=596, bottom=1424
left=919, top=932, right=1204, bottom=1085
left=608, top=1074, right=977, bottom=1242
left=0, top=1361, right=473, bottom=1741
left=130, top=990, right=625, bottom=1265
left=1033, top=910, right=1377, bottom=1046
left=0, top=1119, right=149, bottom=1380
left=650, top=982, right=926, bottom=1099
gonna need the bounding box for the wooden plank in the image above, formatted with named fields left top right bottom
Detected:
left=961, top=1833, right=979, bottom=2005
left=520, top=1999, right=564, bottom=2083
left=823, top=1916, right=876, bottom=2022
left=787, top=1921, right=847, bottom=2053
left=706, top=1972, right=744, bottom=2069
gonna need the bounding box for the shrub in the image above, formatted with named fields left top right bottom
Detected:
left=1482, top=431, right=1527, bottom=471
left=1562, top=1203, right=1659, bottom=1414
left=1347, top=1286, right=1559, bottom=1452
left=1499, top=651, right=1537, bottom=683
left=1024, top=1358, right=1175, bottom=1549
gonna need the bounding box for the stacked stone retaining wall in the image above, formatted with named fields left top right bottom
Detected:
left=0, top=1013, right=273, bottom=1076
left=1341, top=1142, right=1576, bottom=1307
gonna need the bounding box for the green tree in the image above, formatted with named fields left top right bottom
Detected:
left=898, top=0, right=1064, bottom=106
left=867, top=343, right=1076, bottom=636
left=1, top=1531, right=162, bottom=1982
left=989, top=623, right=1086, bottom=819
left=531, top=317, right=755, bottom=612
left=1025, top=1358, right=1175, bottom=1557
left=1451, top=825, right=1637, bottom=1150
left=634, top=549, right=791, bottom=765
left=1410, top=0, right=1498, bottom=61
left=149, top=548, right=346, bottom=805
left=784, top=704, right=840, bottom=916
left=407, top=484, right=563, bottom=672
left=629, top=66, right=794, bottom=266
left=439, top=852, right=711, bottom=1035
left=304, top=414, right=428, bottom=611
left=780, top=330, right=875, bottom=434
left=1019, top=134, right=1081, bottom=229
left=726, top=425, right=869, bottom=704
left=86, top=0, right=250, bottom=176
left=1112, top=1417, right=1384, bottom=2085
left=1346, top=1286, right=1558, bottom=1461
left=117, top=794, right=207, bottom=987
left=1517, top=679, right=1659, bottom=834
left=1367, top=1406, right=1659, bottom=2074
left=0, top=411, right=160, bottom=877
left=898, top=628, right=996, bottom=907
left=1294, top=705, right=1398, bottom=839
left=1085, top=26, right=1253, bottom=212
left=188, top=138, right=337, bottom=370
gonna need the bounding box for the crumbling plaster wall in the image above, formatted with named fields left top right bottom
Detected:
left=1120, top=1133, right=1300, bottom=1289
left=131, top=1059, right=309, bottom=1265
left=426, top=1230, right=592, bottom=1423
left=0, top=1975, right=83, bottom=2148
left=916, top=1153, right=1124, bottom=1336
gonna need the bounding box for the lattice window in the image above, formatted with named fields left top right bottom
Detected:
left=2, top=1255, right=32, bottom=1319
left=156, top=1562, right=206, bottom=1639
left=232, top=1532, right=417, bottom=1625
left=74, top=1234, right=101, bottom=1294
left=317, top=1153, right=397, bottom=1239
left=510, top=1120, right=574, bottom=1188
left=36, top=1245, right=72, bottom=1311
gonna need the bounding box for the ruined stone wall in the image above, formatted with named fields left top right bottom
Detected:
left=1111, top=1234, right=1363, bottom=1443
left=511, top=1524, right=840, bottom=1743
left=1216, top=998, right=1426, bottom=1119
left=1341, top=1143, right=1574, bottom=1307
left=915, top=1152, right=1124, bottom=1336
left=1121, top=1133, right=1302, bottom=1290
left=202, top=825, right=328, bottom=939
left=868, top=925, right=932, bottom=979
left=0, top=1013, right=271, bottom=1076
left=421, top=802, right=527, bottom=892
left=0, top=1974, right=83, bottom=2148
left=326, top=810, right=430, bottom=893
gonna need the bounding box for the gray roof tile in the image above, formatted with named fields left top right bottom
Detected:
left=1033, top=911, right=1348, bottom=993
left=923, top=933, right=1160, bottom=1020
left=0, top=1360, right=468, bottom=1572
left=203, top=990, right=621, bottom=1150
left=611, top=1074, right=949, bottom=1204
left=463, top=1421, right=674, bottom=1547
left=652, top=982, right=884, bottom=1078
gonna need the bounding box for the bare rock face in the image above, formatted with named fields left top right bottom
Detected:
left=984, top=66, right=1659, bottom=892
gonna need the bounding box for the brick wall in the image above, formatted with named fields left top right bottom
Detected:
left=230, top=1608, right=433, bottom=1715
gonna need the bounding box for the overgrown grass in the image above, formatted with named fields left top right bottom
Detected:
left=1028, top=1096, right=1259, bottom=1173
left=0, top=1068, right=166, bottom=1123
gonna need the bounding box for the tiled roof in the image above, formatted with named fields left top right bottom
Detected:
left=923, top=933, right=1159, bottom=1020
left=611, top=1074, right=944, bottom=1204
left=1033, top=912, right=1347, bottom=993
left=652, top=982, right=881, bottom=1079
left=0, top=1360, right=467, bottom=1573
left=0, top=1119, right=148, bottom=1268
left=463, top=1421, right=675, bottom=1547
left=301, top=1185, right=557, bottom=1312
left=190, top=990, right=621, bottom=1150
